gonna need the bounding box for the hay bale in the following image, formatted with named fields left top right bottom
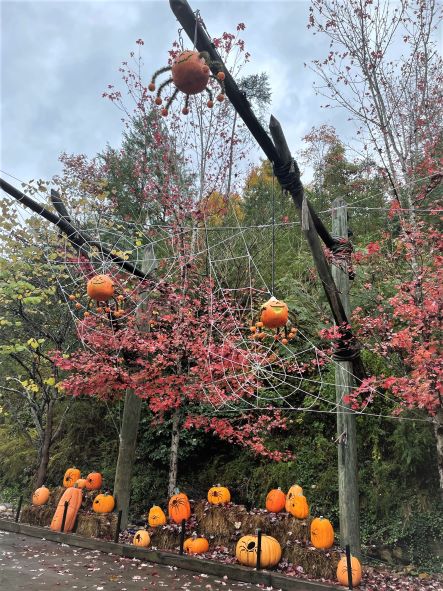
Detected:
left=284, top=544, right=340, bottom=579
left=150, top=526, right=182, bottom=551
left=76, top=512, right=117, bottom=540
left=20, top=504, right=54, bottom=527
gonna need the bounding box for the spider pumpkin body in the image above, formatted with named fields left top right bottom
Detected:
left=87, top=274, right=114, bottom=302
left=172, top=51, right=210, bottom=95
left=261, top=297, right=289, bottom=329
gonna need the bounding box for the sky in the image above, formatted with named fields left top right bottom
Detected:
left=1, top=0, right=349, bottom=190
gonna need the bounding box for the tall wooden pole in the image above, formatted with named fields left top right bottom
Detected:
left=331, top=198, right=361, bottom=557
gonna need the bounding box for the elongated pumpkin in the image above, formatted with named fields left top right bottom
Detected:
left=148, top=505, right=167, bottom=527
left=310, top=516, right=334, bottom=549
left=168, top=491, right=191, bottom=524
left=287, top=494, right=309, bottom=519
left=50, top=485, right=82, bottom=532
left=285, top=484, right=303, bottom=512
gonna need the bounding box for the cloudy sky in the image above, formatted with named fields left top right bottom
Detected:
left=1, top=0, right=348, bottom=190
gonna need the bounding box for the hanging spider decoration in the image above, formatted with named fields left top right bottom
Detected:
left=69, top=274, right=125, bottom=319
left=249, top=297, right=298, bottom=345
left=149, top=50, right=226, bottom=116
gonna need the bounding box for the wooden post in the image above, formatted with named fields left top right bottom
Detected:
left=114, top=510, right=123, bottom=543
left=15, top=496, right=23, bottom=523
left=345, top=544, right=354, bottom=590
left=179, top=519, right=186, bottom=555
left=256, top=528, right=262, bottom=570
left=331, top=198, right=361, bottom=557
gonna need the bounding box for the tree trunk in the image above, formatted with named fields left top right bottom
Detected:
left=434, top=406, right=443, bottom=497
left=34, top=400, right=54, bottom=488
left=168, top=408, right=181, bottom=497
left=113, top=389, right=143, bottom=528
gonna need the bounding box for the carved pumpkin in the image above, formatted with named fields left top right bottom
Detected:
left=265, top=488, right=286, bottom=513
left=168, top=491, right=191, bottom=524
left=148, top=505, right=167, bottom=527
left=92, top=493, right=115, bottom=513
left=133, top=529, right=151, bottom=547
left=85, top=472, right=103, bottom=491
left=260, top=297, right=289, bottom=329
left=285, top=484, right=303, bottom=511
left=63, top=467, right=81, bottom=488
left=310, top=516, right=334, bottom=549
left=87, top=274, right=114, bottom=302
left=76, top=478, right=88, bottom=489
left=336, top=555, right=362, bottom=587
left=236, top=535, right=281, bottom=568
left=172, top=51, right=210, bottom=95
left=287, top=494, right=309, bottom=519
left=32, top=486, right=50, bottom=506
left=50, top=485, right=82, bottom=532
left=207, top=485, right=231, bottom=505
left=184, top=536, right=209, bottom=554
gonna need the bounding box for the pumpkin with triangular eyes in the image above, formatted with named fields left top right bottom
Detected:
left=260, top=297, right=289, bottom=329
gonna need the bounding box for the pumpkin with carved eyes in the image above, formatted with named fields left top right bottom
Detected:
left=32, top=486, right=50, bottom=506
left=287, top=494, right=309, bottom=519
left=207, top=485, right=231, bottom=505
left=63, top=467, right=81, bottom=488
left=172, top=51, right=211, bottom=95
left=86, top=274, right=114, bottom=302
left=236, top=534, right=281, bottom=568
left=184, top=536, right=209, bottom=554
left=260, top=297, right=289, bottom=329
left=168, top=491, right=191, bottom=524
left=133, top=529, right=151, bottom=547
left=265, top=488, right=286, bottom=513
left=285, top=484, right=303, bottom=511
left=336, top=555, right=362, bottom=587
left=148, top=505, right=167, bottom=527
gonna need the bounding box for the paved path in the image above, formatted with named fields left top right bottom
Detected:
left=0, top=530, right=262, bottom=591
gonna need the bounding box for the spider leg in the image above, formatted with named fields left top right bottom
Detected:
left=156, top=78, right=173, bottom=104
left=163, top=87, right=179, bottom=114
left=182, top=94, right=190, bottom=115
left=149, top=66, right=172, bottom=90
left=205, top=87, right=214, bottom=107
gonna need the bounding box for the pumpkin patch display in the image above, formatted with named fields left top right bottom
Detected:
left=133, top=529, right=151, bottom=547
left=207, top=485, right=231, bottom=505
left=287, top=494, right=309, bottom=519
left=265, top=488, right=286, bottom=513
left=285, top=484, right=303, bottom=512
left=184, top=536, right=209, bottom=554
left=63, top=467, right=81, bottom=488
left=85, top=472, right=103, bottom=491
left=310, top=516, right=334, bottom=549
left=92, top=493, right=115, bottom=513
left=236, top=535, right=281, bottom=568
left=50, top=485, right=82, bottom=532
left=336, top=555, right=362, bottom=587
left=168, top=491, right=191, bottom=524
left=148, top=505, right=167, bottom=527
left=32, top=486, right=50, bottom=506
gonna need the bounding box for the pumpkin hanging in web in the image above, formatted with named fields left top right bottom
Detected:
left=69, top=274, right=125, bottom=319
left=149, top=50, right=226, bottom=116
left=249, top=296, right=297, bottom=346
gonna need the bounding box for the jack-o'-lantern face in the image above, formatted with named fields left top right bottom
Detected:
left=86, top=274, right=115, bottom=302
left=260, top=297, right=289, bottom=329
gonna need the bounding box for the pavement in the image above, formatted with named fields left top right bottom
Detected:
left=0, top=530, right=262, bottom=591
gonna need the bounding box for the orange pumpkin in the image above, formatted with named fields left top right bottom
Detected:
left=168, top=491, right=191, bottom=524
left=63, top=467, right=81, bottom=488
left=148, top=505, right=167, bottom=527
left=87, top=274, right=114, bottom=302
left=32, top=486, right=50, bottom=506
left=50, top=485, right=82, bottom=532
left=85, top=472, right=103, bottom=491
left=133, top=529, right=151, bottom=547
left=236, top=535, right=281, bottom=568
left=171, top=51, right=210, bottom=95
left=92, top=493, right=115, bottom=513
left=285, top=484, right=303, bottom=512
left=287, top=494, right=309, bottom=519
left=76, top=478, right=88, bottom=489
left=207, top=485, right=231, bottom=505
left=337, top=555, right=362, bottom=587
left=310, top=516, right=334, bottom=549
left=184, top=536, right=209, bottom=554
left=265, top=488, right=286, bottom=513
left=260, top=297, right=289, bottom=329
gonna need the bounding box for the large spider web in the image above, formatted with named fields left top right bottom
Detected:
left=3, top=169, right=438, bottom=425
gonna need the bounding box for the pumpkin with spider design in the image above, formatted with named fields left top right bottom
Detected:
left=168, top=490, right=191, bottom=523
left=149, top=50, right=226, bottom=116
left=207, top=485, right=231, bottom=505
left=236, top=534, right=281, bottom=568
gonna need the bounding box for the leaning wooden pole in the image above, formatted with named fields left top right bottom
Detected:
left=331, top=198, right=361, bottom=557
